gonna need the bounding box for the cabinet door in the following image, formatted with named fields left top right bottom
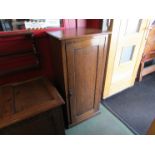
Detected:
left=66, top=36, right=108, bottom=124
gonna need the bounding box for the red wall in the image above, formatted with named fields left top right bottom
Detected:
left=63, top=19, right=101, bottom=29
left=86, top=19, right=102, bottom=29
left=0, top=19, right=101, bottom=85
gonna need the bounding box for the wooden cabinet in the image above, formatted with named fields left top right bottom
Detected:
left=47, top=28, right=110, bottom=127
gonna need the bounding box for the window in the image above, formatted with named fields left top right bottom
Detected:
left=0, top=19, right=62, bottom=31
left=120, top=46, right=135, bottom=63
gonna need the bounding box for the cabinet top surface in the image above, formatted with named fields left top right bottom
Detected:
left=47, top=28, right=110, bottom=40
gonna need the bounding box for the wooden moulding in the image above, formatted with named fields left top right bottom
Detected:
left=0, top=31, right=32, bottom=38
left=0, top=77, right=64, bottom=129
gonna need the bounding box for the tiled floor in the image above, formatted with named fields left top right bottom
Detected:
left=66, top=105, right=133, bottom=135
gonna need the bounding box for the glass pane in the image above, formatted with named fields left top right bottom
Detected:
left=120, top=46, right=135, bottom=63
left=125, top=20, right=142, bottom=34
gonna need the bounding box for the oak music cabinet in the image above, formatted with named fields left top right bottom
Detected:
left=47, top=28, right=110, bottom=127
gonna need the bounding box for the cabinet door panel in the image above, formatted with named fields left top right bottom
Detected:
left=74, top=46, right=98, bottom=115
left=66, top=36, right=107, bottom=124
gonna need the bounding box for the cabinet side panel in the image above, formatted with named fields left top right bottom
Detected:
left=48, top=37, right=70, bottom=127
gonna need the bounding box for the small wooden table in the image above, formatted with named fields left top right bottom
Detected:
left=0, top=77, right=65, bottom=135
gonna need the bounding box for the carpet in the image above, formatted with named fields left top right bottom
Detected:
left=66, top=105, right=133, bottom=135
left=102, top=73, right=155, bottom=135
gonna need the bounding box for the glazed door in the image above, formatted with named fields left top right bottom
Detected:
left=66, top=36, right=107, bottom=124
left=103, top=19, right=150, bottom=98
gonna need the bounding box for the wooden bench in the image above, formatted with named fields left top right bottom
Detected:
left=0, top=77, right=65, bottom=134
left=0, top=32, right=65, bottom=134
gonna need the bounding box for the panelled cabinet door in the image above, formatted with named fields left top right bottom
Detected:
left=66, top=36, right=107, bottom=124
